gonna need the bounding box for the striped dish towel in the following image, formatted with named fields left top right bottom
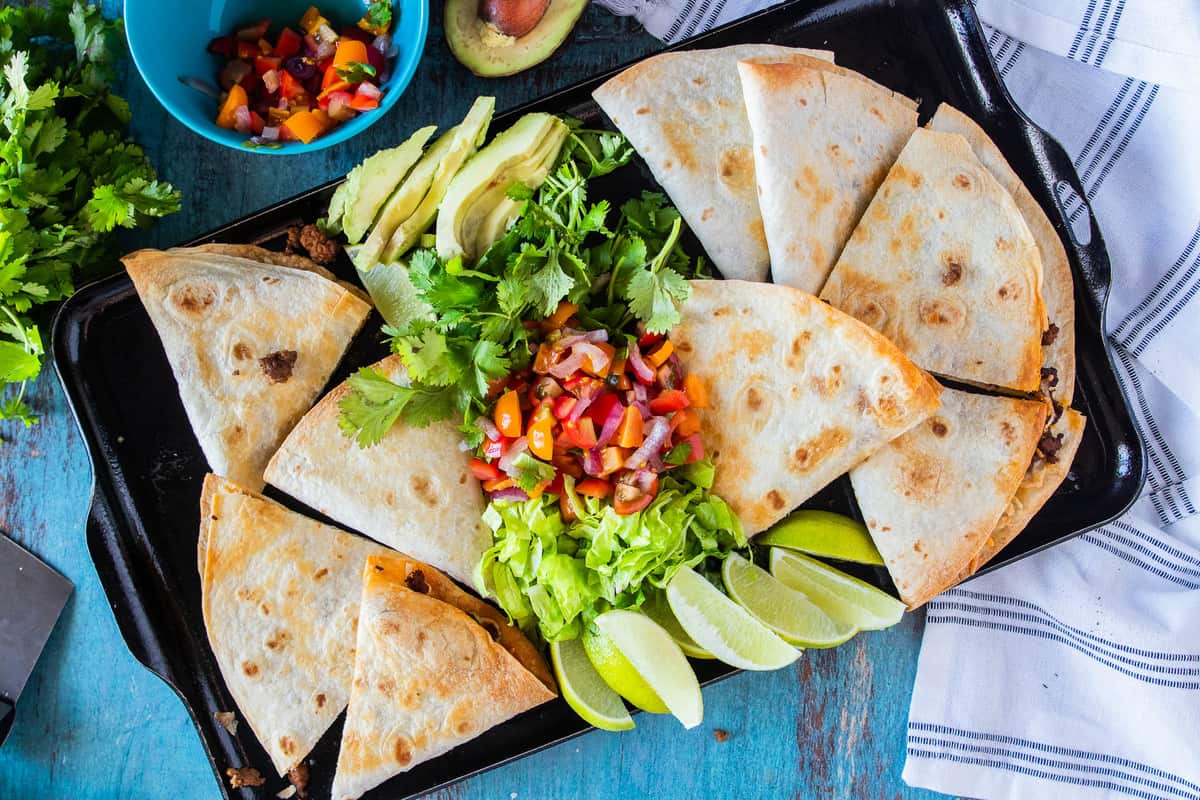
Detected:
left=593, top=1, right=1200, bottom=798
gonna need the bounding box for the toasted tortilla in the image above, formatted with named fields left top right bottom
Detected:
left=199, top=474, right=391, bottom=775
left=592, top=45, right=834, bottom=282
left=928, top=103, right=1076, bottom=401
left=737, top=55, right=918, bottom=294
left=961, top=407, right=1087, bottom=577
left=123, top=248, right=371, bottom=489
left=331, top=553, right=555, bottom=800
left=820, top=127, right=1046, bottom=392
left=264, top=355, right=490, bottom=585
left=670, top=280, right=942, bottom=536
left=191, top=242, right=371, bottom=304
left=849, top=388, right=1047, bottom=609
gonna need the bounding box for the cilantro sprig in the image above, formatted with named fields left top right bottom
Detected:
left=0, top=2, right=181, bottom=437
left=337, top=124, right=702, bottom=449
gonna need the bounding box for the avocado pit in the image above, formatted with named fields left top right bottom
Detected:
left=480, top=0, right=550, bottom=38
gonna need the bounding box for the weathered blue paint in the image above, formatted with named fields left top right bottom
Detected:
left=0, top=4, right=947, bottom=798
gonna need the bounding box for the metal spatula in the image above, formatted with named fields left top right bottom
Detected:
left=0, top=532, right=73, bottom=746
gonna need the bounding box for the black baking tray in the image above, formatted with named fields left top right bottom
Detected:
left=51, top=1, right=1145, bottom=798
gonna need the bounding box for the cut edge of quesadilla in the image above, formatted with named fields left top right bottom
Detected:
left=850, top=388, right=1049, bottom=609
left=190, top=242, right=373, bottom=305
left=737, top=52, right=918, bottom=111
left=959, top=407, right=1087, bottom=578
left=819, top=127, right=1047, bottom=393
left=199, top=473, right=391, bottom=777
left=927, top=102, right=1076, bottom=403
left=330, top=553, right=555, bottom=800
left=671, top=279, right=943, bottom=536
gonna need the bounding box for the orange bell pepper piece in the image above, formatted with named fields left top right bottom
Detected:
left=493, top=389, right=523, bottom=438
left=672, top=407, right=701, bottom=437
left=215, top=84, right=248, bottom=129
left=528, top=416, right=554, bottom=460
left=645, top=340, right=674, bottom=368
left=683, top=373, right=709, bottom=408
left=281, top=109, right=326, bottom=143
left=541, top=300, right=578, bottom=330
left=332, top=38, right=369, bottom=68
left=614, top=406, right=643, bottom=448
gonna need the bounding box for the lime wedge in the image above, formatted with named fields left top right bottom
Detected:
left=582, top=624, right=669, bottom=715
left=591, top=610, right=704, bottom=729
left=665, top=567, right=800, bottom=671
left=769, top=549, right=906, bottom=631
left=721, top=553, right=856, bottom=648
left=550, top=638, right=635, bottom=732
left=756, top=510, right=884, bottom=566
left=641, top=588, right=715, bottom=659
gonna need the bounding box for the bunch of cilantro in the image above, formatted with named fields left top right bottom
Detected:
left=0, top=2, right=181, bottom=435
left=338, top=124, right=705, bottom=449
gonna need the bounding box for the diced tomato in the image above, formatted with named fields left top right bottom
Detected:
left=638, top=331, right=664, bottom=349
left=248, top=110, right=265, bottom=135
left=273, top=26, right=303, bottom=59
left=279, top=70, right=305, bottom=100
left=482, top=437, right=509, bottom=460
left=649, top=389, right=690, bottom=415
left=682, top=433, right=705, bottom=463
left=552, top=395, right=577, bottom=421
left=528, top=416, right=555, bottom=460
left=349, top=93, right=380, bottom=111
left=207, top=35, right=236, bottom=58
left=645, top=340, right=674, bottom=368
left=671, top=407, right=702, bottom=438
left=599, top=446, right=628, bottom=476
left=318, top=88, right=354, bottom=111
left=559, top=490, right=578, bottom=521
left=547, top=473, right=565, bottom=496
left=614, top=477, right=657, bottom=515
left=575, top=478, right=613, bottom=498
left=237, top=40, right=260, bottom=60
left=683, top=373, right=709, bottom=408
left=482, top=477, right=514, bottom=493
left=542, top=301, right=579, bottom=330
left=562, top=417, right=597, bottom=450
left=614, top=406, right=644, bottom=448
left=254, top=56, right=281, bottom=75
left=494, top=389, right=522, bottom=438
left=614, top=373, right=632, bottom=391
left=469, top=458, right=502, bottom=482
left=584, top=393, right=621, bottom=427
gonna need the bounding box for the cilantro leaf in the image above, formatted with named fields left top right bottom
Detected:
left=337, top=367, right=411, bottom=447
left=334, top=61, right=377, bottom=83
left=363, top=0, right=393, bottom=30
left=624, top=217, right=692, bottom=333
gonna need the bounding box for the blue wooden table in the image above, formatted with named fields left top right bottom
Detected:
left=0, top=5, right=947, bottom=798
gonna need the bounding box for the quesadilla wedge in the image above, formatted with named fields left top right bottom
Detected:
left=592, top=45, right=834, bottom=282
left=928, top=103, right=1076, bottom=402
left=820, top=127, right=1047, bottom=392
left=191, top=242, right=371, bottom=304
left=331, top=553, right=555, bottom=800
left=198, top=474, right=392, bottom=776
left=959, top=407, right=1087, bottom=578
left=264, top=355, right=490, bottom=585
left=123, top=248, right=371, bottom=489
left=849, top=388, right=1047, bottom=609
left=669, top=280, right=942, bottom=536
left=736, top=54, right=918, bottom=293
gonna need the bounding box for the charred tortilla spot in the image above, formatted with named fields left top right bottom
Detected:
left=742, top=330, right=771, bottom=360
left=1000, top=421, right=1017, bottom=447
left=930, top=420, right=948, bottom=438
left=798, top=97, right=808, bottom=107
left=233, top=343, right=251, bottom=360
left=900, top=454, right=942, bottom=501
left=242, top=661, right=259, bottom=677
left=404, top=569, right=430, bottom=594
left=941, top=253, right=963, bottom=285
left=713, top=306, right=731, bottom=317
left=717, top=145, right=754, bottom=194
left=173, top=284, right=217, bottom=313
left=260, top=602, right=271, bottom=616
left=261, top=276, right=280, bottom=285
left=919, top=297, right=964, bottom=329
left=279, top=737, right=297, bottom=756
left=384, top=491, right=395, bottom=506
left=701, top=207, right=715, bottom=222
left=409, top=475, right=437, bottom=507
left=313, top=567, right=328, bottom=580
left=746, top=387, right=764, bottom=411
left=766, top=490, right=786, bottom=510
left=789, top=428, right=850, bottom=474
left=315, top=693, right=326, bottom=709
left=953, top=173, right=971, bottom=189
left=259, top=350, right=298, bottom=384
left=265, top=629, right=290, bottom=650
left=635, top=107, right=650, bottom=115
left=995, top=237, right=1014, bottom=252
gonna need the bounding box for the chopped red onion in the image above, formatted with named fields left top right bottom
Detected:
left=625, top=417, right=671, bottom=470
left=568, top=391, right=595, bottom=423
left=371, top=34, right=392, bottom=54
left=582, top=448, right=604, bottom=477
left=356, top=81, right=382, bottom=100
left=571, top=342, right=610, bottom=375
left=233, top=105, right=252, bottom=134
left=549, top=350, right=588, bottom=379
left=632, top=400, right=651, bottom=421
left=260, top=126, right=280, bottom=141
left=498, top=436, right=528, bottom=475
left=595, top=402, right=625, bottom=448
left=262, top=68, right=280, bottom=93
left=633, top=468, right=657, bottom=493
left=560, top=329, right=608, bottom=348
left=490, top=487, right=530, bottom=503
left=474, top=416, right=502, bottom=441
left=628, top=341, right=656, bottom=383
left=648, top=452, right=665, bottom=472
left=632, top=382, right=648, bottom=404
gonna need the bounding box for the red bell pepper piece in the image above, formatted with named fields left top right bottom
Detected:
left=552, top=396, right=577, bottom=421
left=469, top=458, right=502, bottom=482
left=562, top=417, right=597, bottom=450
left=483, top=437, right=510, bottom=461
left=279, top=70, right=304, bottom=100
left=649, top=389, right=690, bottom=415
left=254, top=56, right=281, bottom=76
left=248, top=110, right=265, bottom=135
left=575, top=478, right=613, bottom=498
left=584, top=393, right=621, bottom=427
left=273, top=27, right=303, bottom=59
left=349, top=93, right=379, bottom=111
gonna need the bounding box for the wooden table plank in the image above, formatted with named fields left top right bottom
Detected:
left=0, top=5, right=947, bottom=798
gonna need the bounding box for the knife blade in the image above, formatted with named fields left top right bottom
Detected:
left=0, top=531, right=73, bottom=745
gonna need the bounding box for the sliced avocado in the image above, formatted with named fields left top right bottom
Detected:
left=332, top=126, right=437, bottom=244
left=437, top=113, right=569, bottom=263
left=470, top=128, right=567, bottom=255
left=445, top=0, right=588, bottom=78
left=381, top=96, right=496, bottom=262
left=357, top=127, right=460, bottom=269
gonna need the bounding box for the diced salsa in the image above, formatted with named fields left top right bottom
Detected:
left=207, top=5, right=393, bottom=145
left=473, top=302, right=710, bottom=518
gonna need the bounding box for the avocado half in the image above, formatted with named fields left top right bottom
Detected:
left=445, top=0, right=589, bottom=78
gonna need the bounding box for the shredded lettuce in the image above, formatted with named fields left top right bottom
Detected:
left=476, top=464, right=746, bottom=642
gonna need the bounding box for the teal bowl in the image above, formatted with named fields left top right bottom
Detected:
left=125, top=0, right=427, bottom=154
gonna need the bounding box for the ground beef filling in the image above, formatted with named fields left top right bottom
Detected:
left=286, top=223, right=338, bottom=264
left=1042, top=321, right=1059, bottom=347
left=226, top=767, right=265, bottom=788
left=404, top=569, right=429, bottom=594
left=259, top=350, right=298, bottom=384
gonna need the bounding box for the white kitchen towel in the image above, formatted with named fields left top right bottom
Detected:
left=594, top=1, right=1200, bottom=798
